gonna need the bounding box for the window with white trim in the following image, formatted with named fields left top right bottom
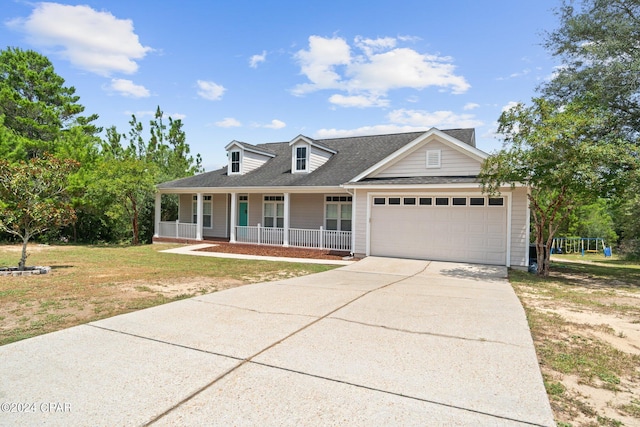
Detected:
left=263, top=195, right=284, bottom=228
left=192, top=195, right=212, bottom=228
left=426, top=149, right=441, bottom=168
left=325, top=196, right=352, bottom=231
left=230, top=151, right=241, bottom=174
left=295, top=146, right=307, bottom=172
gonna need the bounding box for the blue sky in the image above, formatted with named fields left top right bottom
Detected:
left=2, top=1, right=561, bottom=171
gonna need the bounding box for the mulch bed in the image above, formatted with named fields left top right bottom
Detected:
left=196, top=241, right=351, bottom=260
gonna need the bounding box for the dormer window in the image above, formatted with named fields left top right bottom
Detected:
left=295, top=146, right=307, bottom=172
left=230, top=151, right=241, bottom=174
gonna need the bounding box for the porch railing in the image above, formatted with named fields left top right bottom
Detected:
left=158, top=221, right=197, bottom=239
left=236, top=225, right=351, bottom=251
left=156, top=222, right=352, bottom=252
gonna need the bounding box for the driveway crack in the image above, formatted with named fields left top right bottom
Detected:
left=328, top=316, right=527, bottom=347
left=145, top=263, right=432, bottom=425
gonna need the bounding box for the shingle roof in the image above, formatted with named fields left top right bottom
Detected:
left=158, top=129, right=478, bottom=189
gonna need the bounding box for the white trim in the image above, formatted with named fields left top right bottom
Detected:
left=426, top=149, right=441, bottom=168
left=323, top=194, right=353, bottom=232
left=283, top=192, right=290, bottom=246
left=350, top=128, right=488, bottom=182
left=229, top=193, right=237, bottom=243
left=288, top=135, right=337, bottom=154
left=153, top=192, right=161, bottom=238
left=192, top=195, right=213, bottom=230
left=157, top=186, right=347, bottom=194
left=292, top=144, right=309, bottom=173
left=196, top=193, right=203, bottom=241
left=224, top=140, right=276, bottom=158
left=229, top=149, right=242, bottom=175
left=365, top=190, right=512, bottom=266
left=342, top=183, right=526, bottom=190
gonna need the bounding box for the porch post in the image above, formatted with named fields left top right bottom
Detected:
left=283, top=192, right=290, bottom=247
left=229, top=192, right=237, bottom=243
left=196, top=192, right=203, bottom=241
left=153, top=192, right=161, bottom=238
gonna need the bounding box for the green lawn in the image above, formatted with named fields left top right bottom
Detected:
left=0, top=243, right=337, bottom=346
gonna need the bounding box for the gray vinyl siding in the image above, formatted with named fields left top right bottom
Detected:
left=248, top=193, right=263, bottom=226
left=309, top=146, right=332, bottom=171
left=510, top=186, right=529, bottom=267
left=243, top=150, right=270, bottom=174
left=203, top=193, right=228, bottom=238
left=290, top=194, right=324, bottom=229
left=371, top=140, right=481, bottom=178
left=178, top=194, right=192, bottom=223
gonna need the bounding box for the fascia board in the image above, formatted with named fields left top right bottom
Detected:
left=156, top=185, right=345, bottom=194
left=289, top=135, right=337, bottom=154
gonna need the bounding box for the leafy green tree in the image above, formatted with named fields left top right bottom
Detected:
left=97, top=106, right=203, bottom=244
left=544, top=0, right=640, bottom=137
left=88, top=157, right=157, bottom=245
left=0, top=47, right=100, bottom=158
left=480, top=97, right=634, bottom=275
left=558, top=199, right=618, bottom=244
left=0, top=156, right=79, bottom=269
left=543, top=0, right=640, bottom=258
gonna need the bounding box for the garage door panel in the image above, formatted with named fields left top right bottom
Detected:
left=370, top=197, right=507, bottom=265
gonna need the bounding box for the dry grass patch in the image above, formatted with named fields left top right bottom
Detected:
left=511, top=255, right=640, bottom=427
left=0, top=244, right=336, bottom=346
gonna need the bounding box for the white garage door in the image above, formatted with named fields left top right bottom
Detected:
left=369, top=195, right=507, bottom=265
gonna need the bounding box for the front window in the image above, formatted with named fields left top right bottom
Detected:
left=192, top=195, right=212, bottom=228
left=325, top=196, right=352, bottom=231
left=230, top=151, right=240, bottom=174
left=295, top=146, right=307, bottom=171
left=264, top=196, right=284, bottom=228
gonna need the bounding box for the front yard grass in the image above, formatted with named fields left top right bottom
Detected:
left=510, top=255, right=640, bottom=426
left=0, top=243, right=337, bottom=346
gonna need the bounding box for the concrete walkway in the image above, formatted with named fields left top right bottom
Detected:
left=0, top=257, right=555, bottom=426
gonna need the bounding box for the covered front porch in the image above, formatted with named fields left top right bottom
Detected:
left=153, top=191, right=353, bottom=252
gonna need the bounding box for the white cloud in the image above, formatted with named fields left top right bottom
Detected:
left=316, top=108, right=483, bottom=138
left=293, top=36, right=351, bottom=94
left=501, top=101, right=520, bottom=112
left=463, top=102, right=480, bottom=111
left=197, top=80, right=226, bottom=100
left=388, top=109, right=483, bottom=129
left=497, top=68, right=531, bottom=81
left=263, top=119, right=286, bottom=129
left=292, top=35, right=470, bottom=107
left=328, top=94, right=389, bottom=108
left=170, top=113, right=186, bottom=120
left=316, top=125, right=424, bottom=139
left=108, top=79, right=150, bottom=98
left=7, top=2, right=151, bottom=76
left=249, top=50, right=267, bottom=68
left=215, top=117, right=242, bottom=128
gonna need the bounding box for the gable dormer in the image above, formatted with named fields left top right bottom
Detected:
left=289, top=135, right=336, bottom=174
left=224, top=141, right=276, bottom=175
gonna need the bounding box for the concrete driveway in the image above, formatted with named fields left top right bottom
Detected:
left=0, top=257, right=554, bottom=426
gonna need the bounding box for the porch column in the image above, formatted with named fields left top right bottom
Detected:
left=153, top=192, right=161, bottom=238
left=229, top=192, right=237, bottom=243
left=196, top=192, right=203, bottom=241
left=283, top=192, right=290, bottom=247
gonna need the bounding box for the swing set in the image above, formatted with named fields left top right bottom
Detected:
left=551, top=237, right=612, bottom=257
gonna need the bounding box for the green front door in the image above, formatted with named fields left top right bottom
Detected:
left=239, top=202, right=248, bottom=226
